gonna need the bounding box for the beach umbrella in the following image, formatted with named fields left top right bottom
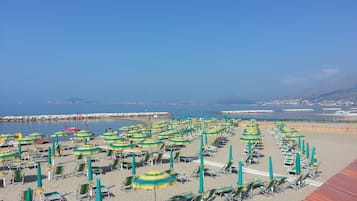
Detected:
left=0, top=133, right=17, bottom=139
left=95, top=178, right=102, bottom=201
left=29, top=132, right=45, bottom=140
left=109, top=142, right=133, bottom=151
left=237, top=160, right=243, bottom=186
left=138, top=139, right=164, bottom=148
left=132, top=171, right=176, bottom=201
left=0, top=150, right=19, bottom=162
left=204, top=134, right=208, bottom=145
left=47, top=148, right=52, bottom=166
left=169, top=149, right=173, bottom=169
left=18, top=137, right=36, bottom=145
left=240, top=136, right=262, bottom=143
left=55, top=134, right=59, bottom=145
left=310, top=147, right=316, bottom=165
left=269, top=156, right=273, bottom=180
left=198, top=166, right=204, bottom=194
left=229, top=145, right=233, bottom=162
left=52, top=140, right=55, bottom=156
left=37, top=162, right=42, bottom=188
left=132, top=153, right=136, bottom=175
left=51, top=131, right=68, bottom=137
left=302, top=140, right=305, bottom=155
left=87, top=157, right=93, bottom=182
left=306, top=143, right=310, bottom=159
left=101, top=131, right=118, bottom=137
left=64, top=127, right=80, bottom=133
left=200, top=135, right=204, bottom=166
left=129, top=134, right=148, bottom=142
left=168, top=136, right=190, bottom=146
left=296, top=153, right=301, bottom=175
left=103, top=136, right=125, bottom=143
left=73, top=144, right=101, bottom=156
left=18, top=143, right=21, bottom=154
left=25, top=187, right=32, bottom=201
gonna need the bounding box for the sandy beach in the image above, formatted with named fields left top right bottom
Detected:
left=1, top=120, right=357, bottom=201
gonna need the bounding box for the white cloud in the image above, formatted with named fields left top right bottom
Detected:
left=312, top=68, right=340, bottom=80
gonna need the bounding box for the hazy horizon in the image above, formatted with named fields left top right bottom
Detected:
left=1, top=1, right=357, bottom=104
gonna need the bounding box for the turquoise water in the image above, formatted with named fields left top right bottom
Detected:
left=0, top=103, right=348, bottom=135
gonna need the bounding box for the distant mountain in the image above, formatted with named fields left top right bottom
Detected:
left=308, top=86, right=357, bottom=102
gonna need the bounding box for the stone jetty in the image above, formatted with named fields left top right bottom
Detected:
left=0, top=112, right=170, bottom=122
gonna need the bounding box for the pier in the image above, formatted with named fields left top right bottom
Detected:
left=0, top=112, right=170, bottom=122
left=217, top=110, right=274, bottom=114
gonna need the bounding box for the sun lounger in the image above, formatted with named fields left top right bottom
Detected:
left=258, top=179, right=275, bottom=196
left=220, top=161, right=234, bottom=174
left=53, top=165, right=65, bottom=180
left=121, top=176, right=134, bottom=191
left=91, top=185, right=112, bottom=199
left=76, top=183, right=90, bottom=201
left=214, top=185, right=234, bottom=196
left=224, top=186, right=244, bottom=201
left=167, top=192, right=194, bottom=201
left=11, top=169, right=24, bottom=184
left=44, top=191, right=65, bottom=201
left=74, top=163, right=86, bottom=177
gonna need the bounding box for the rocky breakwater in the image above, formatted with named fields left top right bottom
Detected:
left=0, top=112, right=170, bottom=122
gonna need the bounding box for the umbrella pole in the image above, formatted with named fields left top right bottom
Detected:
left=154, top=187, right=157, bottom=201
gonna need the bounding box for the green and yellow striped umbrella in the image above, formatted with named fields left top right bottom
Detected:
left=129, top=134, right=148, bottom=142
left=132, top=171, right=176, bottom=201
left=103, top=136, right=125, bottom=143
left=73, top=132, right=93, bottom=141
left=73, top=144, right=101, bottom=156
left=240, top=135, right=262, bottom=142
left=101, top=131, right=118, bottom=138
left=138, top=139, right=164, bottom=148
left=0, top=133, right=17, bottom=139
left=0, top=150, right=19, bottom=162
left=168, top=136, right=191, bottom=145
left=109, top=142, right=133, bottom=151
left=17, top=137, right=36, bottom=145
left=28, top=132, right=45, bottom=139
left=50, top=131, right=68, bottom=137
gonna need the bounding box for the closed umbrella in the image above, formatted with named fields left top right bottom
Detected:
left=229, top=145, right=233, bottom=162
left=132, top=171, right=176, bottom=201
left=95, top=178, right=102, bottom=201
left=52, top=140, right=55, bottom=156
left=47, top=148, right=52, bottom=166
left=302, top=140, right=305, bottom=155
left=132, top=153, right=136, bottom=175
left=306, top=143, right=310, bottom=159
left=310, top=147, right=316, bottom=165
left=198, top=166, right=204, bottom=194
left=36, top=162, right=45, bottom=194
left=18, top=143, right=21, bottom=154
left=269, top=156, right=273, bottom=180
left=296, top=153, right=301, bottom=175
left=87, top=157, right=93, bottom=182
left=25, top=187, right=32, bottom=201
left=200, top=135, right=204, bottom=166
left=169, top=149, right=173, bottom=170
left=237, top=160, right=243, bottom=186
left=37, top=162, right=42, bottom=188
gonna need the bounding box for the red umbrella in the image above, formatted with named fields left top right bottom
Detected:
left=65, top=127, right=81, bottom=133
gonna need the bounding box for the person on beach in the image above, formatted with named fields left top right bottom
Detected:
left=56, top=144, right=62, bottom=156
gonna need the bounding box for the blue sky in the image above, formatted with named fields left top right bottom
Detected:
left=1, top=1, right=357, bottom=104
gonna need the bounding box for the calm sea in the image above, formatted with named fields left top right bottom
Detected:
left=0, top=103, right=346, bottom=135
